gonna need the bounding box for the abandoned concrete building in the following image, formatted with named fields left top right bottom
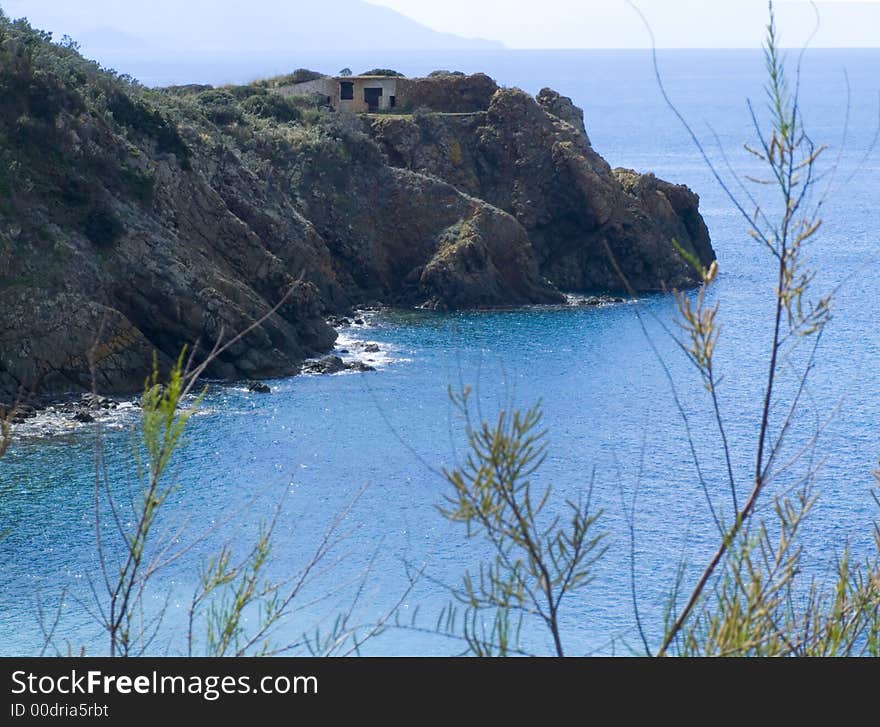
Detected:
left=274, top=72, right=499, bottom=115
left=279, top=75, right=399, bottom=113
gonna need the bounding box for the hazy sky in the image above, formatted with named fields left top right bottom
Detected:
left=369, top=0, right=880, bottom=48
left=3, top=0, right=878, bottom=49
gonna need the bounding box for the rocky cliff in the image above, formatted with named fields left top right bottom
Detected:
left=0, top=16, right=714, bottom=405
left=369, top=82, right=714, bottom=293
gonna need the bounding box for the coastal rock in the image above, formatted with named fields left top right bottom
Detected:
left=536, top=87, right=588, bottom=137
left=10, top=405, right=36, bottom=424
left=289, top=135, right=563, bottom=310
left=303, top=355, right=347, bottom=375
left=369, top=86, right=715, bottom=294
left=396, top=73, right=499, bottom=113
left=303, top=355, right=376, bottom=374
left=81, top=393, right=116, bottom=409
left=0, top=20, right=714, bottom=406
left=419, top=208, right=562, bottom=310
left=248, top=381, right=271, bottom=393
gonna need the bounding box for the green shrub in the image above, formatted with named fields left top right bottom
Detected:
left=195, top=89, right=244, bottom=125
left=107, top=92, right=191, bottom=167
left=58, top=175, right=94, bottom=207
left=219, top=84, right=268, bottom=101
left=361, top=68, right=405, bottom=77
left=299, top=107, right=326, bottom=126
left=240, top=93, right=302, bottom=124
left=256, top=68, right=325, bottom=88
left=0, top=153, right=16, bottom=198
left=119, top=167, right=155, bottom=205
left=161, top=84, right=214, bottom=97
left=25, top=75, right=82, bottom=122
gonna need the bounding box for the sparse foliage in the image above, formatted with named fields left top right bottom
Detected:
left=653, top=2, right=878, bottom=656
left=21, top=284, right=404, bottom=657
left=87, top=351, right=207, bottom=656
left=436, top=1, right=880, bottom=658
left=438, top=388, right=605, bottom=656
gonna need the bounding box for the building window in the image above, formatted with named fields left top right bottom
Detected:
left=340, top=81, right=354, bottom=100
left=390, top=95, right=396, bottom=109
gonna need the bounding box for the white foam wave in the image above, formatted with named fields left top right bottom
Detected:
left=331, top=314, right=408, bottom=371
left=9, top=400, right=140, bottom=441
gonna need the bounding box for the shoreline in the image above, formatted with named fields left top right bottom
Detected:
left=2, top=295, right=630, bottom=443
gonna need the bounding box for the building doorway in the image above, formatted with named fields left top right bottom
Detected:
left=364, top=87, right=382, bottom=112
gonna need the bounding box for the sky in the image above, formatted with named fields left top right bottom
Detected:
left=367, top=0, right=880, bottom=48
left=0, top=0, right=502, bottom=51
left=2, top=0, right=878, bottom=50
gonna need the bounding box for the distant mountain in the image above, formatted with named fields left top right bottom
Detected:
left=0, top=0, right=504, bottom=52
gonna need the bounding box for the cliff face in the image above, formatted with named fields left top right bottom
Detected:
left=0, top=17, right=714, bottom=405
left=369, top=84, right=714, bottom=293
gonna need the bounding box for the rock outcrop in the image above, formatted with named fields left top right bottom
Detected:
left=369, top=87, right=714, bottom=294
left=395, top=73, right=500, bottom=113
left=0, top=18, right=714, bottom=405
left=536, top=87, right=587, bottom=136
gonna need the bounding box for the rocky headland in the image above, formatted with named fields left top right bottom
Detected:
left=0, top=17, right=714, bottom=409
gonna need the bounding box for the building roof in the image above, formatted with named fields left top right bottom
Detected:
left=288, top=75, right=401, bottom=90
left=335, top=75, right=400, bottom=81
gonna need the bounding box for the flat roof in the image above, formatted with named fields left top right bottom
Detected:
left=289, top=75, right=402, bottom=87
left=335, top=75, right=401, bottom=80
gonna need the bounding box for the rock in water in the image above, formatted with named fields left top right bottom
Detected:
left=579, top=297, right=602, bottom=307
left=303, top=356, right=347, bottom=375
left=248, top=382, right=271, bottom=393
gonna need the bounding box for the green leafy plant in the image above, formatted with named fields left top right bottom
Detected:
left=240, top=93, right=303, bottom=124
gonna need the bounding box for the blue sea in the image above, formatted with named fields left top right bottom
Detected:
left=1, top=49, right=879, bottom=656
